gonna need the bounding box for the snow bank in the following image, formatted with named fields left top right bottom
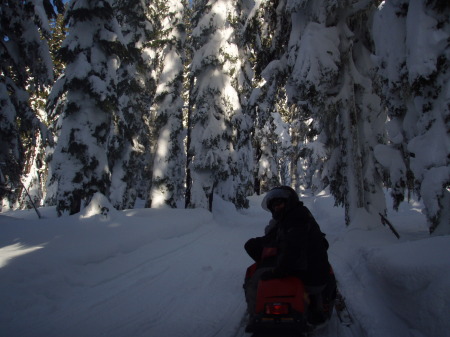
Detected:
left=330, top=205, right=450, bottom=337
left=369, top=237, right=450, bottom=337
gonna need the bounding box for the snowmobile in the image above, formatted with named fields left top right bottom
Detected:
left=244, top=262, right=337, bottom=337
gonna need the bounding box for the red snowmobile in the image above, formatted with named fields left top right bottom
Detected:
left=244, top=262, right=337, bottom=337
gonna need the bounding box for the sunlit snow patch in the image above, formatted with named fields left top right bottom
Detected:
left=79, top=192, right=117, bottom=219
left=0, top=243, right=44, bottom=268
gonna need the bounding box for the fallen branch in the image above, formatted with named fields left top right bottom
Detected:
left=379, top=213, right=400, bottom=239
left=20, top=181, right=42, bottom=219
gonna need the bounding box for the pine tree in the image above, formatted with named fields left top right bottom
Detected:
left=46, top=0, right=127, bottom=215
left=373, top=0, right=450, bottom=234
left=229, top=0, right=255, bottom=208
left=286, top=0, right=386, bottom=225
left=244, top=0, right=290, bottom=194
left=21, top=4, right=68, bottom=211
left=149, top=0, right=187, bottom=208
left=0, top=0, right=63, bottom=210
left=109, top=0, right=162, bottom=209
left=187, top=0, right=253, bottom=210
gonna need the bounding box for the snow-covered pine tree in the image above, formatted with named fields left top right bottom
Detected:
left=109, top=0, right=162, bottom=209
left=286, top=0, right=386, bottom=225
left=22, top=4, right=68, bottom=211
left=281, top=1, right=326, bottom=193
left=272, top=105, right=294, bottom=187
left=149, top=0, right=187, bottom=208
left=372, top=1, right=413, bottom=213
left=373, top=0, right=450, bottom=234
left=229, top=0, right=255, bottom=208
left=46, top=0, right=127, bottom=215
left=0, top=0, right=63, bottom=210
left=187, top=0, right=253, bottom=210
left=244, top=0, right=291, bottom=194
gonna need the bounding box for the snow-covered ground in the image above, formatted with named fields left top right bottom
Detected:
left=0, top=191, right=449, bottom=337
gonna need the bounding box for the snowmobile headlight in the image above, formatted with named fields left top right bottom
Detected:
left=265, top=302, right=290, bottom=315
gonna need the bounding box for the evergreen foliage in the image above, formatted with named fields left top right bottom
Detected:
left=373, top=0, right=450, bottom=233
left=21, top=5, right=68, bottom=212
left=244, top=0, right=291, bottom=194
left=49, top=9, right=68, bottom=81
left=0, top=0, right=63, bottom=209
left=109, top=0, right=162, bottom=210
left=3, top=0, right=448, bottom=234
left=46, top=0, right=127, bottom=215
left=187, top=0, right=253, bottom=210
left=149, top=0, right=187, bottom=208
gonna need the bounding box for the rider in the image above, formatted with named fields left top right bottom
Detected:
left=244, top=186, right=331, bottom=330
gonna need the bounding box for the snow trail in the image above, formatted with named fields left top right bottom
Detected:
left=1, top=192, right=448, bottom=337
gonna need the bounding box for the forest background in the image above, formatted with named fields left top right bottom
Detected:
left=1, top=0, right=449, bottom=234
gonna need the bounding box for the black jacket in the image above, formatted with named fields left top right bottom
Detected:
left=244, top=223, right=278, bottom=268
left=245, top=201, right=330, bottom=286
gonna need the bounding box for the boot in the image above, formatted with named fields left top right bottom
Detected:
left=307, top=294, right=326, bottom=326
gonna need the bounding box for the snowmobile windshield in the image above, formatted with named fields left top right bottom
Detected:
left=261, top=188, right=293, bottom=212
